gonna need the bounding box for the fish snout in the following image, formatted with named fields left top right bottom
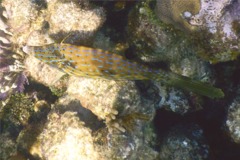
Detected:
left=22, top=45, right=34, bottom=55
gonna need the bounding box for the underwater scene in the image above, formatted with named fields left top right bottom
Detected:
left=0, top=0, right=240, bottom=159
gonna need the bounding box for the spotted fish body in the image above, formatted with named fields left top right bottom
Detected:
left=23, top=43, right=224, bottom=99
left=24, top=43, right=169, bottom=80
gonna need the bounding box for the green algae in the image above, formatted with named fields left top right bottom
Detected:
left=0, top=94, right=34, bottom=127
left=49, top=75, right=69, bottom=97
left=232, top=20, right=240, bottom=35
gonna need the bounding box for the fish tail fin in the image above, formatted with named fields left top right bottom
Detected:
left=164, top=73, right=224, bottom=99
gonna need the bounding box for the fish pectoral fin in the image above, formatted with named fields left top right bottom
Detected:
left=60, top=65, right=85, bottom=77
left=53, top=59, right=69, bottom=68
left=56, top=62, right=64, bottom=69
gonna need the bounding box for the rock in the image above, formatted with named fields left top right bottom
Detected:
left=36, top=111, right=100, bottom=160
left=225, top=95, right=240, bottom=143
left=47, top=0, right=106, bottom=44
left=0, top=132, right=17, bottom=160
left=158, top=124, right=210, bottom=160
left=2, top=0, right=43, bottom=45
left=67, top=77, right=155, bottom=121
left=127, top=0, right=213, bottom=83
left=155, top=0, right=240, bottom=63
left=0, top=93, right=34, bottom=127
left=24, top=55, right=66, bottom=86
left=17, top=97, right=158, bottom=160
left=156, top=0, right=201, bottom=31
left=155, top=82, right=191, bottom=115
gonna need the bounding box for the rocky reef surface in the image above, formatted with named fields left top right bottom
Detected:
left=158, top=124, right=209, bottom=160
left=1, top=0, right=240, bottom=160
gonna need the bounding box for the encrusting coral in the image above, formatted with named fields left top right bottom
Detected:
left=0, top=93, right=34, bottom=127
left=225, top=94, right=240, bottom=143
left=155, top=0, right=201, bottom=31
left=46, top=0, right=106, bottom=45
left=158, top=124, right=210, bottom=160
left=0, top=132, right=17, bottom=160
left=32, top=111, right=100, bottom=160
left=155, top=0, right=240, bottom=63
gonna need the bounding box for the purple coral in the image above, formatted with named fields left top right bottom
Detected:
left=222, top=0, right=240, bottom=40
left=0, top=15, right=27, bottom=103
left=188, top=0, right=232, bottom=33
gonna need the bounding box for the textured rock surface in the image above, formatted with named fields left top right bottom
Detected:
left=16, top=97, right=158, bottom=160
left=128, top=1, right=190, bottom=64
left=47, top=0, right=106, bottom=44
left=127, top=2, right=214, bottom=114
left=158, top=124, right=209, bottom=160
left=0, top=93, right=34, bottom=127
left=128, top=0, right=213, bottom=79
left=156, top=0, right=201, bottom=31
left=24, top=55, right=65, bottom=86
left=155, top=0, right=240, bottom=63
left=0, top=132, right=17, bottom=160
left=225, top=96, right=240, bottom=143
left=155, top=82, right=191, bottom=115
left=2, top=0, right=40, bottom=45
left=189, top=0, right=232, bottom=33
left=37, top=111, right=100, bottom=160
left=67, top=78, right=139, bottom=120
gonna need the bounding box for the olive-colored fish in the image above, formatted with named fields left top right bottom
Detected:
left=23, top=43, right=224, bottom=99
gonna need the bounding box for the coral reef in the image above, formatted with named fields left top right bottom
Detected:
left=0, top=0, right=106, bottom=104
left=128, top=0, right=213, bottom=78
left=24, top=54, right=66, bottom=86
left=16, top=100, right=157, bottom=159
left=128, top=1, right=214, bottom=114
left=128, top=0, right=183, bottom=63
left=67, top=77, right=155, bottom=125
left=1, top=0, right=106, bottom=94
left=155, top=82, right=191, bottom=115
left=11, top=87, right=158, bottom=159
left=47, top=0, right=106, bottom=45
left=1, top=0, right=240, bottom=159
left=67, top=78, right=138, bottom=120
left=0, top=9, right=27, bottom=106
left=0, top=93, right=34, bottom=127
left=158, top=124, right=209, bottom=160
left=189, top=0, right=232, bottom=33
left=37, top=111, right=100, bottom=160
left=155, top=0, right=201, bottom=31
left=2, top=0, right=43, bottom=45
left=155, top=0, right=240, bottom=63
left=225, top=94, right=240, bottom=143
left=0, top=132, right=17, bottom=160
left=95, top=125, right=158, bottom=160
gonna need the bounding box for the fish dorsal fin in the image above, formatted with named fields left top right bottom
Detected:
left=60, top=33, right=72, bottom=44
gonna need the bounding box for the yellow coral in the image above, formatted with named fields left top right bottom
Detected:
left=156, top=0, right=201, bottom=31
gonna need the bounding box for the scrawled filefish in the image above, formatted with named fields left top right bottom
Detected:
left=23, top=43, right=224, bottom=99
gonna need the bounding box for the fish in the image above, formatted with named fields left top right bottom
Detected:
left=23, top=43, right=224, bottom=99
